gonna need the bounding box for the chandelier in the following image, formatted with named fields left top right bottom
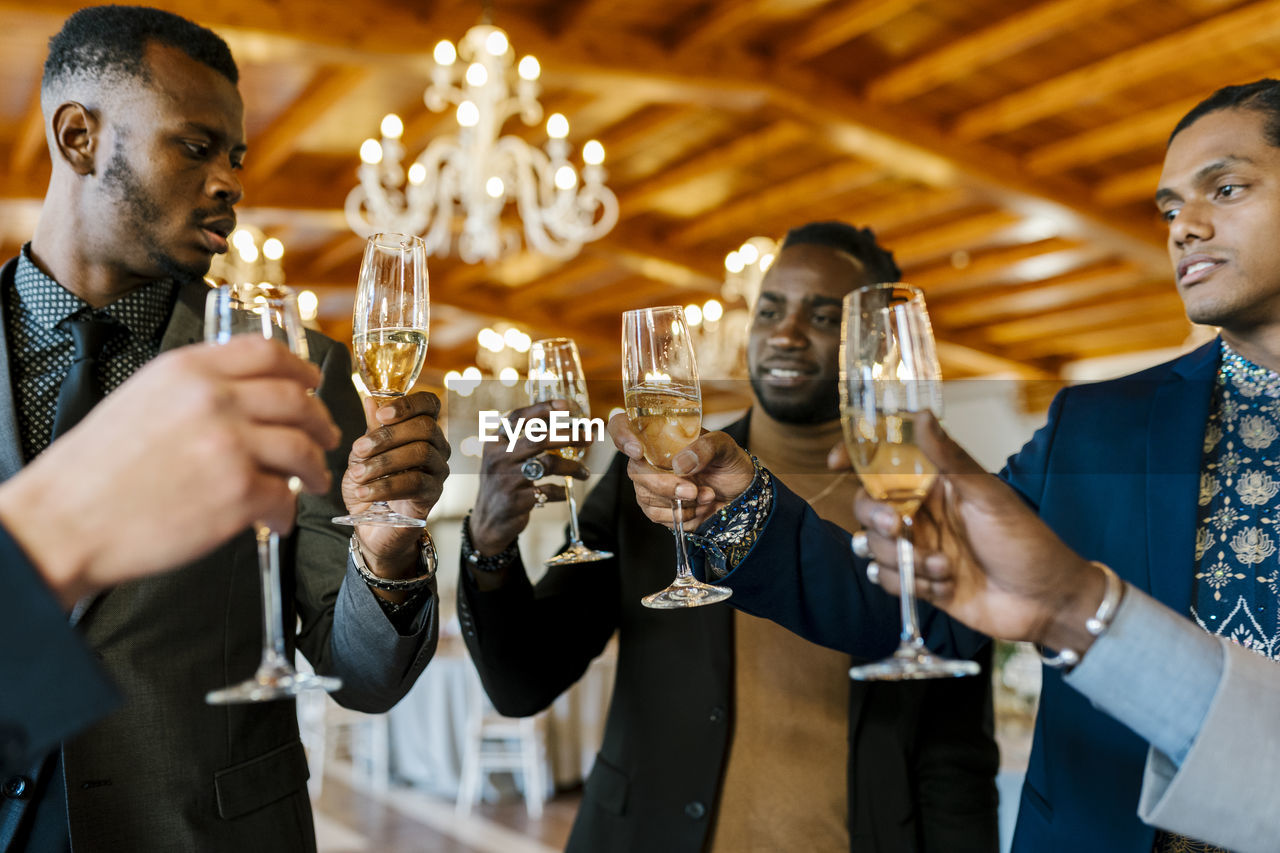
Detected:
left=689, top=236, right=777, bottom=381
left=345, top=23, right=619, bottom=264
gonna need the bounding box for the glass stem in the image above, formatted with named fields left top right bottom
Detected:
left=565, top=476, right=583, bottom=545
left=672, top=497, right=694, bottom=580
left=896, top=514, right=926, bottom=651
left=256, top=525, right=290, bottom=673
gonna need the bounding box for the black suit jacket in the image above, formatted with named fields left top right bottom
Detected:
left=458, top=415, right=998, bottom=852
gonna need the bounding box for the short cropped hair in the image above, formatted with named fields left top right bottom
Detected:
left=779, top=221, right=901, bottom=287
left=43, top=4, right=238, bottom=95
left=1170, top=79, right=1280, bottom=147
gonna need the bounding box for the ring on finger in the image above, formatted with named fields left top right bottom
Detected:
left=521, top=458, right=547, bottom=482
left=851, top=531, right=870, bottom=559
left=531, top=485, right=549, bottom=508
left=866, top=561, right=880, bottom=585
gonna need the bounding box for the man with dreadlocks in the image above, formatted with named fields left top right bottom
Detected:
left=457, top=221, right=997, bottom=852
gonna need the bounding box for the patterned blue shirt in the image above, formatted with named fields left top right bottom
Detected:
left=1191, top=340, right=1280, bottom=655
left=7, top=245, right=175, bottom=460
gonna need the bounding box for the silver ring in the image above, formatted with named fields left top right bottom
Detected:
left=851, top=531, right=870, bottom=559
left=531, top=486, right=549, bottom=508
left=866, top=561, right=880, bottom=585
left=521, top=458, right=546, bottom=481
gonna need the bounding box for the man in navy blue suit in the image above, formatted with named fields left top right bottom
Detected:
left=608, top=79, right=1280, bottom=852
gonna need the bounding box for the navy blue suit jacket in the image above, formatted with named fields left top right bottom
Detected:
left=719, top=340, right=1220, bottom=852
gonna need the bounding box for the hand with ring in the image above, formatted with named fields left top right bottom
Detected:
left=467, top=400, right=591, bottom=562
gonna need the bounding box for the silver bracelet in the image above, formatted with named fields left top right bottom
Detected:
left=1038, top=561, right=1124, bottom=670
left=350, top=531, right=437, bottom=591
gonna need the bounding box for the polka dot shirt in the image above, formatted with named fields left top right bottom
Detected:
left=8, top=245, right=176, bottom=461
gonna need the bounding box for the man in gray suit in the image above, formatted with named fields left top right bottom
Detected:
left=0, top=7, right=448, bottom=850
left=1, top=335, right=340, bottom=777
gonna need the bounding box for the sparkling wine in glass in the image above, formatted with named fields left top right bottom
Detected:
left=842, top=283, right=980, bottom=681
left=529, top=338, right=614, bottom=566
left=332, top=232, right=429, bottom=529
left=622, top=306, right=732, bottom=609
left=204, top=283, right=342, bottom=704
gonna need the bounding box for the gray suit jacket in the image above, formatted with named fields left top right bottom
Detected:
left=1068, top=587, right=1280, bottom=853
left=0, top=270, right=439, bottom=852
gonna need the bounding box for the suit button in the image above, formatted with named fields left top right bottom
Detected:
left=684, top=801, right=706, bottom=820
left=708, top=707, right=725, bottom=724
left=3, top=776, right=30, bottom=799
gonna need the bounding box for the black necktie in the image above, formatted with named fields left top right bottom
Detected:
left=50, top=315, right=118, bottom=440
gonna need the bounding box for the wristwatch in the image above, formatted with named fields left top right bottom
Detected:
left=349, top=530, right=437, bottom=591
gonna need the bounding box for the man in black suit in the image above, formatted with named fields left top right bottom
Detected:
left=0, top=7, right=450, bottom=850
left=458, top=222, right=997, bottom=852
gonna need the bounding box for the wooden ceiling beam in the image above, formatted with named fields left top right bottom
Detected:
left=953, top=0, right=1280, bottom=140
left=505, top=254, right=617, bottom=311
left=931, top=263, right=1154, bottom=326
left=675, top=0, right=817, bottom=53
left=1025, top=96, right=1200, bottom=175
left=675, top=159, right=882, bottom=246
left=971, top=288, right=1186, bottom=345
left=245, top=66, right=370, bottom=183
left=887, top=210, right=1024, bottom=268
left=848, top=187, right=976, bottom=236
left=934, top=340, right=1057, bottom=379
left=780, top=0, right=919, bottom=62
left=910, top=238, right=1103, bottom=296
left=1000, top=316, right=1190, bottom=361
left=617, top=120, right=807, bottom=215
left=865, top=0, right=1139, bottom=104
left=1096, top=164, right=1164, bottom=207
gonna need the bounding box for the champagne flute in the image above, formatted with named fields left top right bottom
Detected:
left=528, top=337, right=614, bottom=566
left=204, top=284, right=342, bottom=704
left=332, top=232, right=430, bottom=528
left=841, top=283, right=980, bottom=681
left=622, top=306, right=732, bottom=609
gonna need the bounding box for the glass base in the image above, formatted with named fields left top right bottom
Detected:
left=642, top=575, right=733, bottom=609
left=207, top=668, right=342, bottom=704
left=546, top=542, right=614, bottom=567
left=849, top=644, right=981, bottom=681
left=332, top=504, right=426, bottom=528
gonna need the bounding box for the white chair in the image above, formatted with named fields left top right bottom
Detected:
left=295, top=655, right=391, bottom=799
left=455, top=669, right=549, bottom=819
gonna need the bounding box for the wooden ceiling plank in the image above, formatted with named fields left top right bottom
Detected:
left=246, top=65, right=370, bottom=182
left=781, top=0, right=919, bottom=62
left=934, top=339, right=1056, bottom=379
left=676, top=0, right=794, bottom=53
left=1025, top=96, right=1201, bottom=175
left=888, top=210, right=1025, bottom=268
left=932, top=265, right=1153, bottom=326
left=1095, top=163, right=1164, bottom=207
left=504, top=254, right=616, bottom=310
left=10, top=80, right=47, bottom=176
left=599, top=105, right=706, bottom=166
left=675, top=159, right=882, bottom=246
left=1001, top=317, right=1190, bottom=361
left=618, top=120, right=807, bottom=215
left=953, top=0, right=1280, bottom=140
left=974, top=289, right=1186, bottom=344
left=866, top=0, right=1139, bottom=104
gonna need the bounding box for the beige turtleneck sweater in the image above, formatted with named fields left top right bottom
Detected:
left=707, top=408, right=859, bottom=853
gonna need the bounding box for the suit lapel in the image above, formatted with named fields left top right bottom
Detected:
left=1144, top=340, right=1219, bottom=615
left=0, top=259, right=28, bottom=482
left=160, top=282, right=206, bottom=353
